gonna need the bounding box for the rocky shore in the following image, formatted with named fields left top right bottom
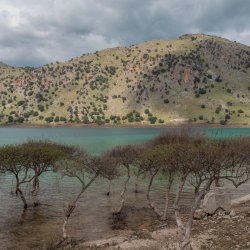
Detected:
left=56, top=196, right=250, bottom=250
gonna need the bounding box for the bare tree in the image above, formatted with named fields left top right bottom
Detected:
left=108, top=145, right=139, bottom=214
left=21, top=141, right=72, bottom=207
left=100, top=151, right=121, bottom=196
left=0, top=142, right=72, bottom=209
left=56, top=148, right=111, bottom=241
left=172, top=137, right=250, bottom=250
left=0, top=145, right=32, bottom=209
left=139, top=145, right=164, bottom=218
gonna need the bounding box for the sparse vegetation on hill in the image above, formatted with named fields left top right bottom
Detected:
left=0, top=34, right=250, bottom=126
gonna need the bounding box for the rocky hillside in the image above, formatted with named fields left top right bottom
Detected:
left=0, top=34, right=250, bottom=126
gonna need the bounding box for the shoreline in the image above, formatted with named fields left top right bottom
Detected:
left=1, top=122, right=250, bottom=129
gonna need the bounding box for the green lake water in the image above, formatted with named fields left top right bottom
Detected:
left=0, top=127, right=250, bottom=154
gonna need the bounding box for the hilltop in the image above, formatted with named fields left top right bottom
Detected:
left=0, top=34, right=250, bottom=126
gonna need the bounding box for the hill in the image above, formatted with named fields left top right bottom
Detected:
left=0, top=34, right=250, bottom=126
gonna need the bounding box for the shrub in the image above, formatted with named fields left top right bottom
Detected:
left=220, top=120, right=227, bottom=125
left=198, top=88, right=206, bottom=95
left=17, top=100, right=25, bottom=106
left=215, top=106, right=222, bottom=114
left=148, top=116, right=157, bottom=124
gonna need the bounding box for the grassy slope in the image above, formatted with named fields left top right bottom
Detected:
left=0, top=34, right=250, bottom=126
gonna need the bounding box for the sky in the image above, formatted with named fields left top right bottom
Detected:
left=0, top=0, right=249, bottom=67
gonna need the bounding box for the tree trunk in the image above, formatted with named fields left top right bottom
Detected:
left=115, top=166, right=130, bottom=214
left=173, top=176, right=186, bottom=239
left=146, top=171, right=162, bottom=218
left=62, top=217, right=68, bottom=239
left=134, top=174, right=139, bottom=193
left=17, top=188, right=28, bottom=209
left=179, top=179, right=213, bottom=250
left=215, top=177, right=220, bottom=187
left=106, top=180, right=111, bottom=196
left=162, top=175, right=174, bottom=220
left=14, top=174, right=28, bottom=209
left=32, top=176, right=40, bottom=207
left=61, top=173, right=98, bottom=240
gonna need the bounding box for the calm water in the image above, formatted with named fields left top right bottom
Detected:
left=1, top=127, right=250, bottom=154
left=0, top=127, right=250, bottom=249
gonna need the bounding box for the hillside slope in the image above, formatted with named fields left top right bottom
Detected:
left=0, top=34, right=250, bottom=126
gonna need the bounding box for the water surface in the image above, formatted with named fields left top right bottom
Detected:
left=1, top=127, right=250, bottom=154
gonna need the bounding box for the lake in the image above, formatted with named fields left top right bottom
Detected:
left=1, top=127, right=250, bottom=154
left=0, top=127, right=250, bottom=249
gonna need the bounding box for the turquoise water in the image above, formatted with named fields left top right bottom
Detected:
left=0, top=127, right=250, bottom=154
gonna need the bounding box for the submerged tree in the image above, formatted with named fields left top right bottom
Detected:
left=100, top=151, right=120, bottom=196
left=107, top=145, right=139, bottom=214
left=56, top=147, right=116, bottom=241
left=0, top=141, right=73, bottom=209
left=22, top=141, right=69, bottom=206
left=141, top=131, right=199, bottom=221
left=139, top=145, right=165, bottom=218
left=0, top=145, right=31, bottom=209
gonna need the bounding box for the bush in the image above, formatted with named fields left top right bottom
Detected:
left=38, top=105, right=45, bottom=112
left=54, top=116, right=60, bottom=122
left=220, top=120, right=227, bottom=125
left=148, top=116, right=157, bottom=124
left=16, top=117, right=24, bottom=123
left=198, top=88, right=206, bottom=95
left=215, top=106, right=222, bottom=114
left=17, top=100, right=25, bottom=106
left=45, top=117, right=54, bottom=123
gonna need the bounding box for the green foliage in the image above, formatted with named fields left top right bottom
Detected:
left=148, top=116, right=157, bottom=124
left=220, top=120, right=227, bottom=125
left=17, top=100, right=25, bottom=106
left=38, top=104, right=45, bottom=112
left=215, top=106, right=222, bottom=114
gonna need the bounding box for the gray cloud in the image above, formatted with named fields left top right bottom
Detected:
left=0, top=0, right=249, bottom=67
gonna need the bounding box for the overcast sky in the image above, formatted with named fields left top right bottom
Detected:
left=0, top=0, right=249, bottom=67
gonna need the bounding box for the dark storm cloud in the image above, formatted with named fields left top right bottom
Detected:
left=0, top=0, right=249, bottom=67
